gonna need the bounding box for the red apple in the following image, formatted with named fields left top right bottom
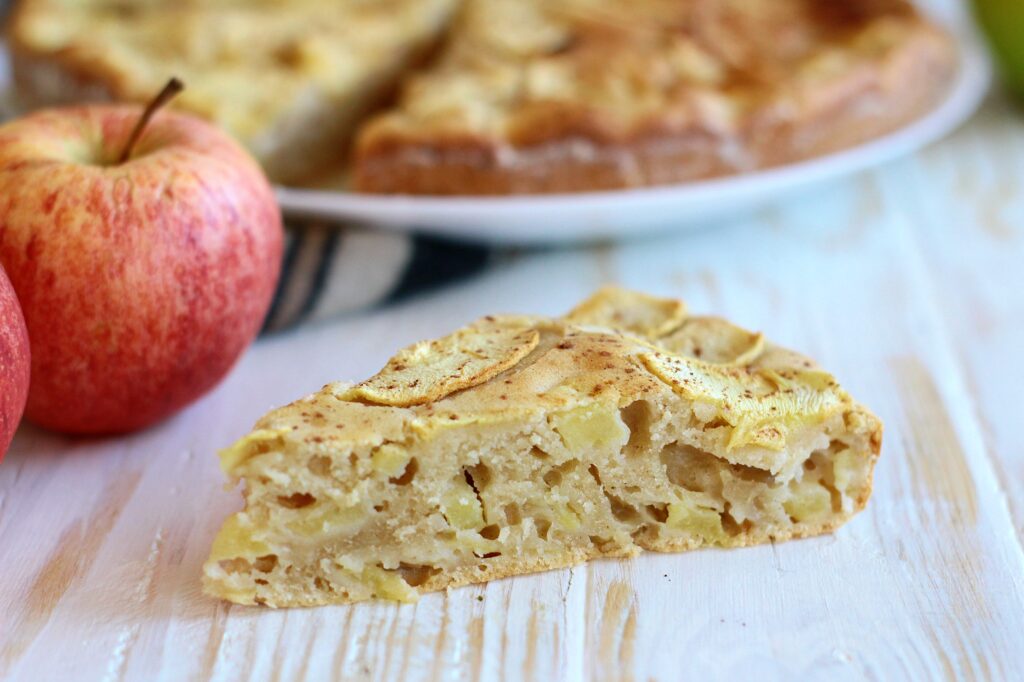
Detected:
left=0, top=89, right=282, bottom=434
left=0, top=265, right=30, bottom=459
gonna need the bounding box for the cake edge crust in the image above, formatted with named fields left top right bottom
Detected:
left=352, top=20, right=957, bottom=195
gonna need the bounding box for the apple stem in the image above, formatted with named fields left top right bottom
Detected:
left=117, top=77, right=185, bottom=164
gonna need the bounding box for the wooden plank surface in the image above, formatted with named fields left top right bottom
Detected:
left=896, top=94, right=1024, bottom=544
left=3, top=83, right=1024, bottom=682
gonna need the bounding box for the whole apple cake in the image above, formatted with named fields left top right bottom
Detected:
left=353, top=0, right=957, bottom=194
left=203, top=288, right=882, bottom=606
left=8, top=0, right=956, bottom=193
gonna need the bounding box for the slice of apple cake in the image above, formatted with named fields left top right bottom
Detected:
left=203, top=288, right=882, bottom=606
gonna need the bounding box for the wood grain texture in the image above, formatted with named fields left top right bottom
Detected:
left=4, top=32, right=1024, bottom=682
left=893, top=93, right=1024, bottom=549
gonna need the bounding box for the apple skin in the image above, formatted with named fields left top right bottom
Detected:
left=0, top=105, right=283, bottom=434
left=0, top=265, right=30, bottom=459
left=972, top=0, right=1024, bottom=98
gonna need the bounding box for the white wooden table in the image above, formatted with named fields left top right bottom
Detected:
left=3, top=90, right=1024, bottom=681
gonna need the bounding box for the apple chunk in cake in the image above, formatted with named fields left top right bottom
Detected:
left=203, top=288, right=882, bottom=606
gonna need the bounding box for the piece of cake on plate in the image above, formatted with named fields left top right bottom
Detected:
left=203, top=288, right=882, bottom=606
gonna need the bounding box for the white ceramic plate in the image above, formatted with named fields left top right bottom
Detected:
left=278, top=16, right=990, bottom=245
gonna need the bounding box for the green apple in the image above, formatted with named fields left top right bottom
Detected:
left=973, top=0, right=1024, bottom=97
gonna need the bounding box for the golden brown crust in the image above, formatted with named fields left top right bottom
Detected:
left=204, top=289, right=883, bottom=607
left=354, top=0, right=958, bottom=195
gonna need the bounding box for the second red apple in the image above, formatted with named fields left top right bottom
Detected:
left=0, top=265, right=30, bottom=460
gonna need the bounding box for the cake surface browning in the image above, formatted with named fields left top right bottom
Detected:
left=203, top=289, right=882, bottom=606
left=354, top=0, right=957, bottom=194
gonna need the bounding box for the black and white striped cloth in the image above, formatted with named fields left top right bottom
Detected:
left=261, top=218, right=498, bottom=334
